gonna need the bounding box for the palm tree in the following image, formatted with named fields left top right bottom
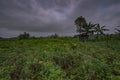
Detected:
left=83, top=22, right=96, bottom=35
left=94, top=24, right=109, bottom=39
left=115, top=26, right=120, bottom=35
left=85, top=22, right=97, bottom=40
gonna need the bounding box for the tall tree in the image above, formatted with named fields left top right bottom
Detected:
left=75, top=16, right=96, bottom=41
left=75, top=16, right=87, bottom=34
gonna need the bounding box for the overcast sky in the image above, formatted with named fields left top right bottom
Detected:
left=0, top=0, right=120, bottom=38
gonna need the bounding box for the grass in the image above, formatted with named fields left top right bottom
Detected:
left=0, top=38, right=120, bottom=80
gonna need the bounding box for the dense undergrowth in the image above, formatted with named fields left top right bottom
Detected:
left=0, top=38, right=120, bottom=80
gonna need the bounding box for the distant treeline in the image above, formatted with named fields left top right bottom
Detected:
left=0, top=32, right=120, bottom=41
left=0, top=32, right=72, bottom=40
left=0, top=16, right=120, bottom=41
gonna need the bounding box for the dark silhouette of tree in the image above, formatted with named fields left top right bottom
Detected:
left=18, top=32, right=30, bottom=39
left=0, top=37, right=3, bottom=39
left=75, top=16, right=96, bottom=41
left=50, top=33, right=59, bottom=38
left=83, top=22, right=96, bottom=35
left=115, top=26, right=120, bottom=35
left=75, top=16, right=87, bottom=34
left=94, top=24, right=109, bottom=39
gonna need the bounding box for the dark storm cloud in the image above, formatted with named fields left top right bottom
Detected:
left=72, top=0, right=120, bottom=32
left=0, top=0, right=120, bottom=37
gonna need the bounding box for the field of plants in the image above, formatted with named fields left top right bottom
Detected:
left=0, top=38, right=120, bottom=80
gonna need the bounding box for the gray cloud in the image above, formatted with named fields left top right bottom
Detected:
left=0, top=0, right=120, bottom=37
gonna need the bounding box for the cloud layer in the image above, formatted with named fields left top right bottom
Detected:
left=0, top=0, right=120, bottom=37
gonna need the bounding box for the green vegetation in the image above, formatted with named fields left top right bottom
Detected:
left=74, top=16, right=109, bottom=41
left=75, top=16, right=95, bottom=36
left=0, top=37, right=120, bottom=80
left=0, top=16, right=119, bottom=80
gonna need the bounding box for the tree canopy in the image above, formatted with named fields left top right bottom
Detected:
left=75, top=16, right=96, bottom=35
left=94, top=24, right=109, bottom=35
left=18, top=32, right=30, bottom=39
left=75, top=16, right=109, bottom=41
